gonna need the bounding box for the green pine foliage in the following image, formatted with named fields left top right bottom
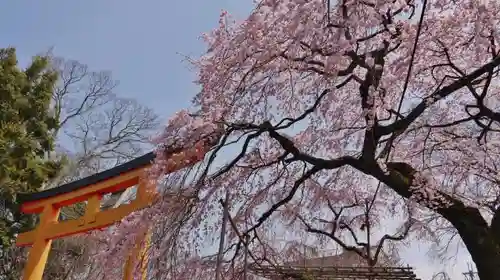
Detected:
left=0, top=47, right=65, bottom=251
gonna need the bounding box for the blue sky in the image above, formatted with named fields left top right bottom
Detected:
left=1, top=0, right=252, bottom=122
left=1, top=1, right=474, bottom=279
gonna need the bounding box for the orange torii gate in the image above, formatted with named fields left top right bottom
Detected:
left=15, top=134, right=220, bottom=280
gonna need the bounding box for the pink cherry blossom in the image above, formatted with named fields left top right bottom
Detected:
left=98, top=1, right=500, bottom=279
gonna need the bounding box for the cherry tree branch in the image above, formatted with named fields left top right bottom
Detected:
left=297, top=196, right=411, bottom=267
left=377, top=55, right=500, bottom=138
left=297, top=213, right=366, bottom=257
left=373, top=219, right=413, bottom=263
left=246, top=165, right=322, bottom=233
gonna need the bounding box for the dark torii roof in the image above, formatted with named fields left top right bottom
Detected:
left=17, top=152, right=156, bottom=203
left=17, top=126, right=225, bottom=204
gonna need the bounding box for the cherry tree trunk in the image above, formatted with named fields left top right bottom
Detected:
left=449, top=208, right=500, bottom=280
left=378, top=163, right=500, bottom=280
left=462, top=233, right=500, bottom=280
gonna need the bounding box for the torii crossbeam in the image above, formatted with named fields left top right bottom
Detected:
left=15, top=134, right=220, bottom=280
